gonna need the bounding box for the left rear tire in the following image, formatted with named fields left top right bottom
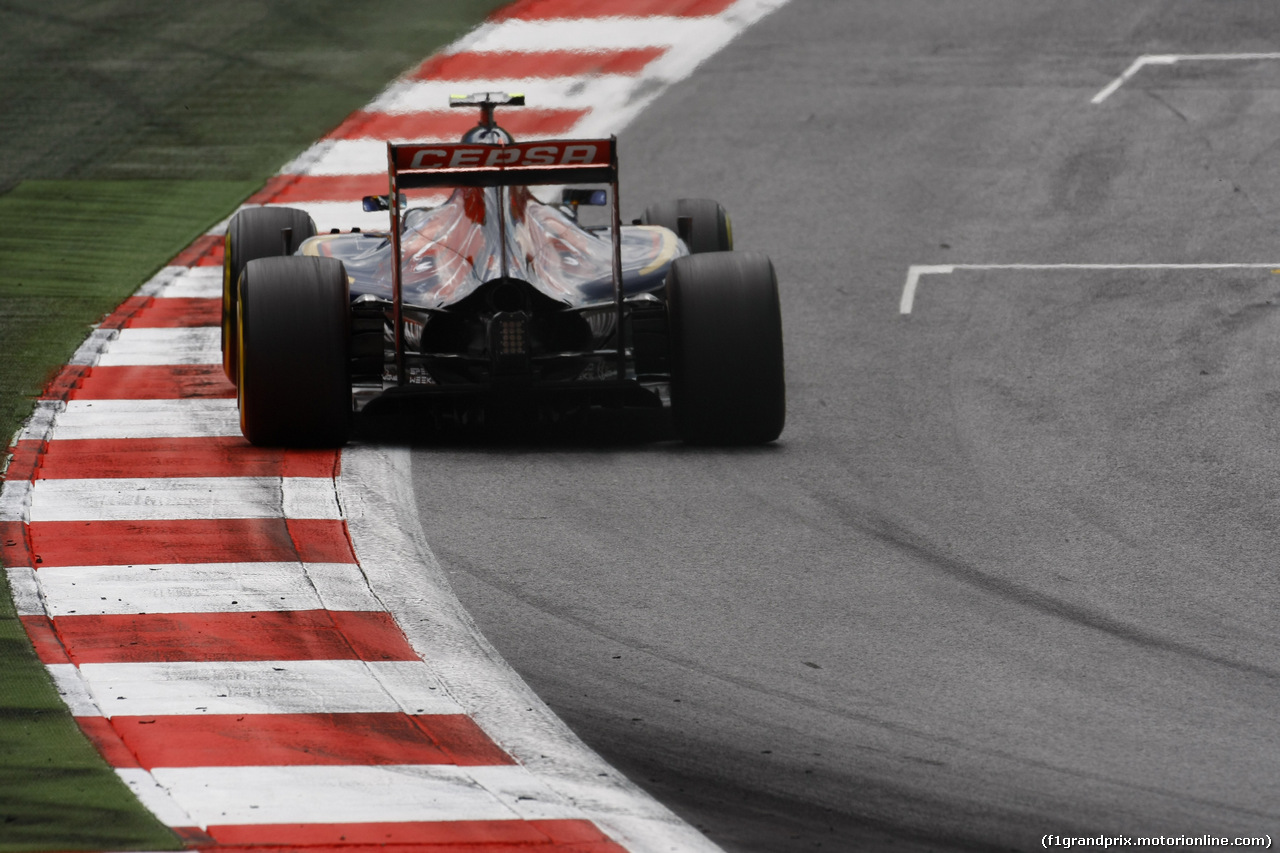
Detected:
left=237, top=255, right=351, bottom=447
left=223, top=206, right=317, bottom=382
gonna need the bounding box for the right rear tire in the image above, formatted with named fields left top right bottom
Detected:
left=666, top=251, right=785, bottom=444
left=237, top=255, right=351, bottom=447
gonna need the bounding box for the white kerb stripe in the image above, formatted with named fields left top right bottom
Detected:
left=33, top=563, right=382, bottom=617
left=155, top=266, right=224, bottom=299
left=46, top=664, right=103, bottom=716
left=73, top=660, right=462, bottom=718
left=148, top=764, right=580, bottom=827
left=51, top=399, right=241, bottom=440
left=367, top=76, right=642, bottom=122
left=116, top=769, right=200, bottom=828
left=260, top=202, right=409, bottom=235
left=5, top=568, right=43, bottom=616
left=28, top=477, right=341, bottom=522
left=0, top=478, right=31, bottom=522
left=452, top=16, right=703, bottom=52
left=96, top=327, right=220, bottom=366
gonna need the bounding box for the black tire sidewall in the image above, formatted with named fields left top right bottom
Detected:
left=238, top=255, right=351, bottom=447
left=668, top=251, right=785, bottom=444
left=641, top=198, right=732, bottom=254
left=222, top=207, right=318, bottom=381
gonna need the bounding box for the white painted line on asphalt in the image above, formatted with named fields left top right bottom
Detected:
left=71, top=660, right=463, bottom=718
left=1091, top=55, right=1177, bottom=104
left=900, top=264, right=954, bottom=314
left=148, top=764, right=580, bottom=826
left=49, top=399, right=241, bottom=440
left=33, top=562, right=383, bottom=616
left=900, top=262, right=1280, bottom=314
left=28, top=477, right=341, bottom=522
left=96, top=327, right=221, bottom=366
left=1092, top=53, right=1280, bottom=104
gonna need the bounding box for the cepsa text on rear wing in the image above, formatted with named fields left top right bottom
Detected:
left=389, top=138, right=617, bottom=188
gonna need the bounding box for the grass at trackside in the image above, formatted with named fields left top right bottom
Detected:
left=0, top=180, right=258, bottom=444
left=0, top=581, right=179, bottom=850
left=0, top=2, right=506, bottom=850
left=0, top=180, right=253, bottom=850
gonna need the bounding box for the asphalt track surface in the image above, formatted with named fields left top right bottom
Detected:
left=394, top=2, right=1280, bottom=850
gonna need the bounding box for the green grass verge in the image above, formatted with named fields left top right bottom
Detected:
left=0, top=180, right=257, bottom=444
left=0, top=576, right=178, bottom=850
left=0, top=2, right=506, bottom=849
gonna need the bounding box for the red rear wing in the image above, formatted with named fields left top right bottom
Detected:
left=389, top=138, right=617, bottom=188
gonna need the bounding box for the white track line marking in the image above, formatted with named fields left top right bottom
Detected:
left=900, top=262, right=1280, bottom=314
left=32, top=562, right=382, bottom=616
left=148, top=764, right=580, bottom=826
left=1092, top=53, right=1280, bottom=104
left=28, top=477, right=341, bottom=522
left=66, top=660, right=462, bottom=717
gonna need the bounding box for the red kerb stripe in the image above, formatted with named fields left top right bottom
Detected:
left=26, top=518, right=355, bottom=567
left=250, top=174, right=393, bottom=206
left=170, top=233, right=223, bottom=267
left=76, top=717, right=142, bottom=768
left=35, top=437, right=337, bottom=479
left=207, top=818, right=623, bottom=847
left=491, top=0, right=735, bottom=19
left=93, top=712, right=513, bottom=768
left=20, top=616, right=71, bottom=664
left=0, top=520, right=32, bottom=569
left=122, top=297, right=221, bottom=328
left=414, top=48, right=665, bottom=81
left=47, top=610, right=416, bottom=664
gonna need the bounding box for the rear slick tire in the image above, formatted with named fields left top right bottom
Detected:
left=222, top=206, right=317, bottom=382
left=667, top=252, right=785, bottom=445
left=237, top=255, right=351, bottom=447
left=641, top=198, right=732, bottom=254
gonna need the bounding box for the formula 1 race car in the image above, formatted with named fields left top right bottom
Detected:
left=221, top=92, right=785, bottom=447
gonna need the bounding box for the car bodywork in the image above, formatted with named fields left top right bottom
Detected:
left=224, top=93, right=785, bottom=446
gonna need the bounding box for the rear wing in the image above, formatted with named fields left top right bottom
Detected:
left=384, top=136, right=624, bottom=386
left=389, top=138, right=617, bottom=188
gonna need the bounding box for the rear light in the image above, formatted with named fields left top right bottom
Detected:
left=490, top=311, right=531, bottom=375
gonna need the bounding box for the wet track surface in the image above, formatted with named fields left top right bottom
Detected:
left=394, top=2, right=1280, bottom=849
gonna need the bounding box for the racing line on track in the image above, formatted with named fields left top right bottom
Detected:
left=0, top=0, right=791, bottom=850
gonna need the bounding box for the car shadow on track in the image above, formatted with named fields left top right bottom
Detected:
left=351, top=398, right=784, bottom=455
